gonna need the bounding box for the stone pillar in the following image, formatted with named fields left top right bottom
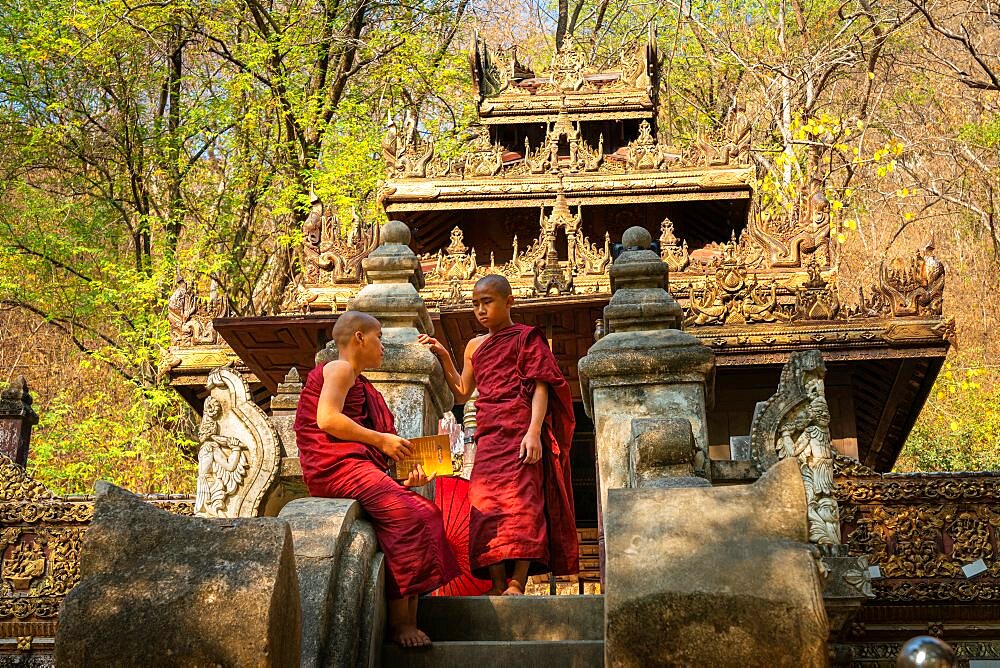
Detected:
left=270, top=367, right=303, bottom=459
left=578, top=226, right=716, bottom=517
left=0, top=377, right=38, bottom=468
left=279, top=497, right=384, bottom=668
left=261, top=367, right=310, bottom=517
left=321, top=220, right=453, bottom=440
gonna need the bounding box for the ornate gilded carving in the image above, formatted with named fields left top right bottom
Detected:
left=534, top=243, right=574, bottom=296
left=303, top=204, right=379, bottom=286
left=0, top=456, right=52, bottom=503
left=683, top=241, right=787, bottom=326
left=689, top=107, right=751, bottom=167
left=750, top=350, right=841, bottom=545
left=627, top=120, right=676, bottom=171
left=541, top=34, right=595, bottom=93
left=0, top=453, right=192, bottom=637
left=1, top=534, right=46, bottom=591
left=792, top=259, right=841, bottom=320
left=741, top=182, right=831, bottom=270
left=852, top=640, right=1000, bottom=665
left=575, top=229, right=612, bottom=276
left=383, top=114, right=435, bottom=179
left=196, top=367, right=280, bottom=518
left=424, top=227, right=478, bottom=305
left=472, top=36, right=511, bottom=98
left=439, top=125, right=504, bottom=178
left=864, top=241, right=945, bottom=317
left=167, top=278, right=231, bottom=347
left=659, top=217, right=689, bottom=272
left=523, top=110, right=604, bottom=175
left=838, top=468, right=1000, bottom=603
left=474, top=32, right=656, bottom=120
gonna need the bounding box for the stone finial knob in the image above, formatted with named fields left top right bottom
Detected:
left=896, top=636, right=956, bottom=668
left=622, top=226, right=652, bottom=250
left=381, top=220, right=411, bottom=245
left=1, top=376, right=30, bottom=403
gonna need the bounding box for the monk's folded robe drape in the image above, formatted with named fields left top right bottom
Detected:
left=468, top=323, right=579, bottom=578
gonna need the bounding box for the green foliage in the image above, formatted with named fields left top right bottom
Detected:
left=959, top=115, right=1000, bottom=150
left=25, top=379, right=196, bottom=495
left=0, top=0, right=473, bottom=493
left=897, top=356, right=1000, bottom=472
left=0, top=0, right=998, bottom=489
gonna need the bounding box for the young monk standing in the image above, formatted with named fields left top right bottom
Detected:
left=419, top=275, right=578, bottom=595
left=294, top=311, right=460, bottom=647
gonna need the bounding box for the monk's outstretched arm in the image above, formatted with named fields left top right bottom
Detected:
left=418, top=334, right=478, bottom=403
left=315, top=361, right=413, bottom=461
left=520, top=380, right=548, bottom=465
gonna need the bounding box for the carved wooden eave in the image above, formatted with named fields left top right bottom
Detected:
left=472, top=32, right=658, bottom=124
left=687, top=317, right=952, bottom=362
left=381, top=165, right=753, bottom=212
left=163, top=345, right=245, bottom=378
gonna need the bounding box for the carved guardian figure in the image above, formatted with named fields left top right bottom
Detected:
left=193, top=367, right=281, bottom=518
left=750, top=349, right=841, bottom=546
left=195, top=396, right=249, bottom=516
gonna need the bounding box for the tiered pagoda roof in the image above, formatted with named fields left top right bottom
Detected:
left=165, top=33, right=952, bottom=472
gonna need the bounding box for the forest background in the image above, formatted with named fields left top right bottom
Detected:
left=0, top=0, right=998, bottom=494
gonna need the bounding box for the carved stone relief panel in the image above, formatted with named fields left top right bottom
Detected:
left=196, top=367, right=280, bottom=518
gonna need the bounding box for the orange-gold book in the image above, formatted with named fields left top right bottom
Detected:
left=389, top=434, right=456, bottom=480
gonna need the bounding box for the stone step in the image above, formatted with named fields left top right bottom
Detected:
left=381, top=640, right=604, bottom=668
left=415, top=595, right=604, bottom=641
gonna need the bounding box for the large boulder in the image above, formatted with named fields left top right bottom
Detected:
left=56, top=482, right=300, bottom=667
left=605, top=458, right=829, bottom=667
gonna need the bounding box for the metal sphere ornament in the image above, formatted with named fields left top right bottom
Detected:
left=896, top=636, right=956, bottom=668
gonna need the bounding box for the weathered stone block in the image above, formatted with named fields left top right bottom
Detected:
left=278, top=497, right=385, bottom=668
left=630, top=417, right=696, bottom=486
left=55, top=482, right=301, bottom=667
left=605, top=458, right=828, bottom=667
left=589, top=380, right=711, bottom=511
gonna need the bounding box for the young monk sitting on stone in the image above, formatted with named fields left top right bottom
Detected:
left=294, top=310, right=460, bottom=647
left=418, top=275, right=578, bottom=595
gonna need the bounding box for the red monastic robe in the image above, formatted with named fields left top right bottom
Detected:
left=294, top=364, right=461, bottom=598
left=469, top=323, right=579, bottom=578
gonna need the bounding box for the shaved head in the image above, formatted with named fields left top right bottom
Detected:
left=331, top=311, right=380, bottom=348
left=474, top=274, right=512, bottom=298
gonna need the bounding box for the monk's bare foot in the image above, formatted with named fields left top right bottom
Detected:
left=484, top=585, right=505, bottom=596
left=391, top=624, right=431, bottom=648
left=502, top=581, right=524, bottom=596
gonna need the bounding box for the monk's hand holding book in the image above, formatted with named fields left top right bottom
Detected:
left=390, top=434, right=456, bottom=481
left=377, top=433, right=413, bottom=462
left=401, top=464, right=434, bottom=488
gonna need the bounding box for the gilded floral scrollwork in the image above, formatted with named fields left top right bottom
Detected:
left=301, top=205, right=379, bottom=289
left=0, top=453, right=193, bottom=633
left=838, top=468, right=1000, bottom=603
